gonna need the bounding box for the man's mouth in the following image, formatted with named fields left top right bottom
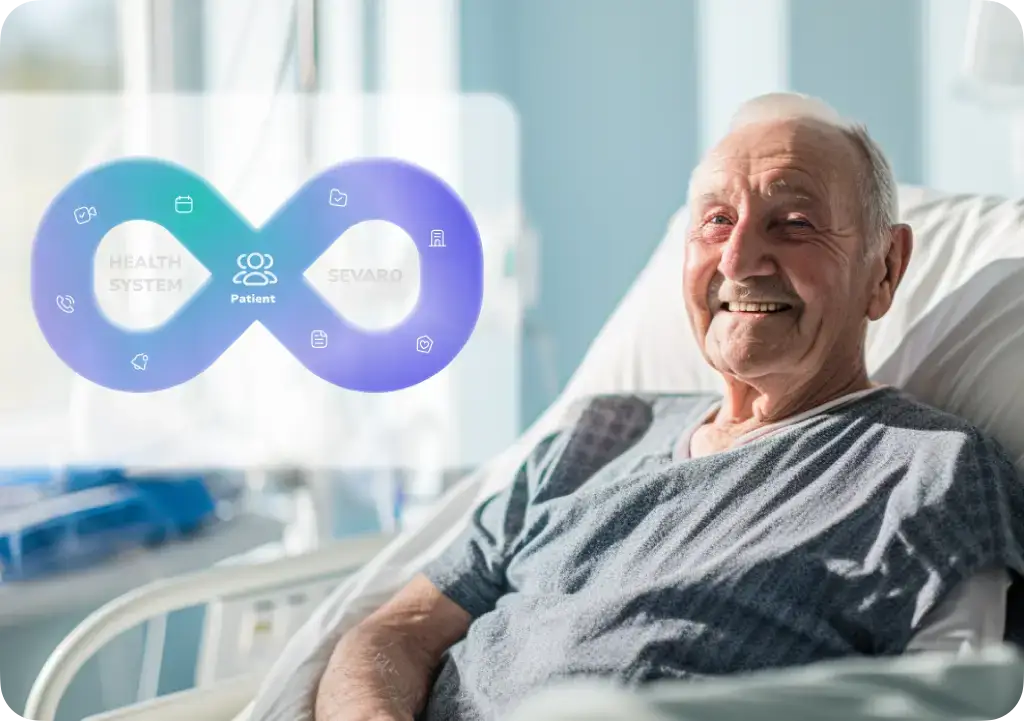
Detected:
left=720, top=302, right=793, bottom=313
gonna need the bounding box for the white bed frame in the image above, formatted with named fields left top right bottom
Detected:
left=23, top=534, right=395, bottom=721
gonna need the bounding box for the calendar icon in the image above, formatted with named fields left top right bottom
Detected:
left=174, top=196, right=193, bottom=214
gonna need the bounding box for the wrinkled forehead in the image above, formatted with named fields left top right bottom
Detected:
left=689, top=119, right=860, bottom=208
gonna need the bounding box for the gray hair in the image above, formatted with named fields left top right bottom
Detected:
left=726, top=93, right=899, bottom=257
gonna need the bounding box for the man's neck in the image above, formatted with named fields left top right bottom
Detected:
left=714, top=368, right=874, bottom=435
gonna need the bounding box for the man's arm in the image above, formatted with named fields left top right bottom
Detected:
left=315, top=574, right=471, bottom=721
left=315, top=424, right=571, bottom=721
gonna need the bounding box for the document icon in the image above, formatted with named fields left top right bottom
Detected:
left=311, top=330, right=328, bottom=349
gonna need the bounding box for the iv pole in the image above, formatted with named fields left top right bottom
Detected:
left=297, top=0, right=318, bottom=172
left=282, top=0, right=330, bottom=550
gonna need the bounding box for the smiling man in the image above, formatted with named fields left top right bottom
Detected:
left=683, top=95, right=905, bottom=449
left=314, top=94, right=1024, bottom=721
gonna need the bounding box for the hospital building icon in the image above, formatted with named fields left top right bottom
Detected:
left=429, top=229, right=445, bottom=248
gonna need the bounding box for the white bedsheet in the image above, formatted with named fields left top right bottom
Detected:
left=506, top=645, right=1024, bottom=721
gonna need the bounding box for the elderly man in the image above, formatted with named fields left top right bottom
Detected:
left=314, top=93, right=1024, bottom=721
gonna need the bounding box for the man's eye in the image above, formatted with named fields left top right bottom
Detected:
left=708, top=215, right=731, bottom=225
left=786, top=217, right=813, bottom=227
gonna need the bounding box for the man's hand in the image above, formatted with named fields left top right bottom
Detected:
left=315, top=574, right=472, bottom=721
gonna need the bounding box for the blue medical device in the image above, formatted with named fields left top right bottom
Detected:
left=0, top=469, right=221, bottom=581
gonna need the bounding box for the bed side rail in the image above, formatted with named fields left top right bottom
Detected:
left=24, top=533, right=393, bottom=721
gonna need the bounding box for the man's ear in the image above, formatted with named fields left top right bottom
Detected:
left=867, top=223, right=913, bottom=321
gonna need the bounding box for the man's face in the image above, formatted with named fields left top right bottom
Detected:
left=684, top=119, right=872, bottom=383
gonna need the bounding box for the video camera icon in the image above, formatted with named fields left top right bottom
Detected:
left=74, top=206, right=97, bottom=225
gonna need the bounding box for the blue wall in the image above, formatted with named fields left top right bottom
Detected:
left=461, top=0, right=700, bottom=425
left=788, top=0, right=925, bottom=186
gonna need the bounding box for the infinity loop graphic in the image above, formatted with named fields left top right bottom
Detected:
left=31, top=158, right=484, bottom=393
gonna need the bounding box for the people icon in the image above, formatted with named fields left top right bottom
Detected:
left=233, top=252, right=278, bottom=286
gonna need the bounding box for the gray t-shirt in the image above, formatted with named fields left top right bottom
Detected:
left=419, top=390, right=1024, bottom=721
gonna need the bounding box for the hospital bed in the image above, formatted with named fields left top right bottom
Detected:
left=22, top=184, right=1024, bottom=721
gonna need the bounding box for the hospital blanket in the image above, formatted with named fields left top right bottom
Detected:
left=505, top=644, right=1024, bottom=721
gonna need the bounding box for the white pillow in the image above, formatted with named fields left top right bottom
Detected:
left=870, top=187, right=1024, bottom=467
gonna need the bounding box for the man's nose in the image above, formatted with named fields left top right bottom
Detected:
left=718, top=221, right=777, bottom=280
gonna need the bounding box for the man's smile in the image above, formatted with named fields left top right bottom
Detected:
left=719, top=301, right=794, bottom=314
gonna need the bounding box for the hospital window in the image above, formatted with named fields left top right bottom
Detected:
left=0, top=0, right=123, bottom=425
left=0, top=0, right=122, bottom=92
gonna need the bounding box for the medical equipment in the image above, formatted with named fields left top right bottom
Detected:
left=0, top=471, right=230, bottom=582
left=20, top=183, right=1024, bottom=721
left=958, top=0, right=1024, bottom=196
left=961, top=0, right=1024, bottom=105
left=960, top=0, right=1024, bottom=187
